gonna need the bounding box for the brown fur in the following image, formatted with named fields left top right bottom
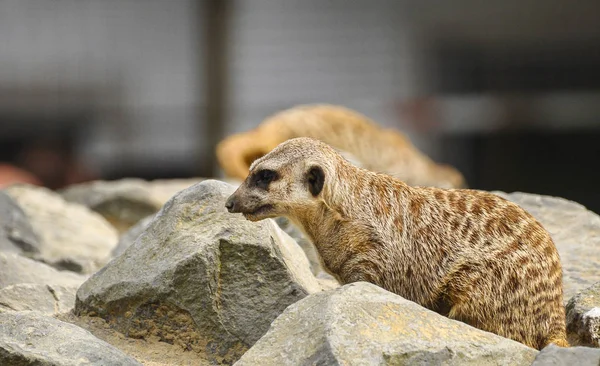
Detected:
left=216, top=104, right=466, bottom=189
left=225, top=137, right=568, bottom=350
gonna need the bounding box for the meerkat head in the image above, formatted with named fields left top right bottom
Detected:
left=225, top=137, right=339, bottom=222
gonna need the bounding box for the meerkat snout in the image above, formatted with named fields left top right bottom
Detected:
left=224, top=196, right=237, bottom=213
left=225, top=166, right=285, bottom=221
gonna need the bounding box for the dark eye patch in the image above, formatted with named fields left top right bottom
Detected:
left=250, top=169, right=279, bottom=190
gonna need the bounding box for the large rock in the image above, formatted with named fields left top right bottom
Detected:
left=236, top=282, right=538, bottom=365
left=566, top=282, right=600, bottom=347
left=0, top=252, right=86, bottom=289
left=75, top=180, right=323, bottom=364
left=0, top=191, right=39, bottom=254
left=0, top=311, right=141, bottom=366
left=4, top=184, right=118, bottom=273
left=493, top=191, right=600, bottom=301
left=532, top=344, right=600, bottom=366
left=111, top=214, right=154, bottom=257
left=60, top=178, right=203, bottom=233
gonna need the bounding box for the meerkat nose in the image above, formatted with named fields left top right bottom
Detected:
left=225, top=196, right=237, bottom=213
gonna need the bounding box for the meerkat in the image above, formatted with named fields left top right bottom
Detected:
left=216, top=104, right=466, bottom=189
left=224, top=137, right=568, bottom=350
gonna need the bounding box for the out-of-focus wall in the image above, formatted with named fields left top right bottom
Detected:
left=0, top=0, right=202, bottom=177
left=226, top=0, right=434, bottom=152
left=1, top=0, right=599, bottom=195
left=225, top=0, right=600, bottom=163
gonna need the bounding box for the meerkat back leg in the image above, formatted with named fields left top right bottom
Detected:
left=443, top=260, right=550, bottom=349
left=446, top=289, right=541, bottom=349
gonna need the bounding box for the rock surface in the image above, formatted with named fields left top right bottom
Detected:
left=532, top=344, right=600, bottom=366
left=111, top=214, right=154, bottom=257
left=494, top=191, right=600, bottom=301
left=0, top=311, right=141, bottom=366
left=566, top=282, right=600, bottom=347
left=0, top=283, right=77, bottom=315
left=60, top=178, right=203, bottom=233
left=75, top=180, right=323, bottom=364
left=4, top=184, right=118, bottom=273
left=0, top=252, right=85, bottom=317
left=0, top=252, right=86, bottom=289
left=0, top=191, right=39, bottom=254
left=235, top=282, right=539, bottom=366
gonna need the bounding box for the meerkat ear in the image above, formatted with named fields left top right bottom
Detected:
left=306, top=166, right=325, bottom=196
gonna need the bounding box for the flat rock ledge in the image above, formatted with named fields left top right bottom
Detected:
left=235, top=282, right=539, bottom=366
left=0, top=252, right=86, bottom=317
left=0, top=311, right=141, bottom=366
left=0, top=252, right=86, bottom=289
left=0, top=283, right=77, bottom=316
left=75, top=180, right=323, bottom=364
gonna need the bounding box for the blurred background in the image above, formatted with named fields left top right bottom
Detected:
left=0, top=0, right=599, bottom=211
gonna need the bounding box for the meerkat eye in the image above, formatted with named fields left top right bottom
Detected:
left=253, top=169, right=278, bottom=190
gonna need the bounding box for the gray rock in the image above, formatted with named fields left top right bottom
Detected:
left=111, top=214, right=154, bottom=257
left=493, top=191, right=600, bottom=301
left=0, top=252, right=86, bottom=289
left=0, top=253, right=84, bottom=316
left=566, top=282, right=600, bottom=347
left=0, top=284, right=77, bottom=316
left=0, top=191, right=40, bottom=254
left=60, top=178, right=203, bottom=233
left=4, top=184, right=118, bottom=274
left=235, top=282, right=538, bottom=366
left=75, top=180, right=323, bottom=364
left=532, top=344, right=600, bottom=366
left=0, top=311, right=141, bottom=366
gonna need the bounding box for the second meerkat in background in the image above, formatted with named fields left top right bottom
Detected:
left=216, top=104, right=466, bottom=189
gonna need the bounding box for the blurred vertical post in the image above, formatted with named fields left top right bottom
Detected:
left=202, top=0, right=231, bottom=177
